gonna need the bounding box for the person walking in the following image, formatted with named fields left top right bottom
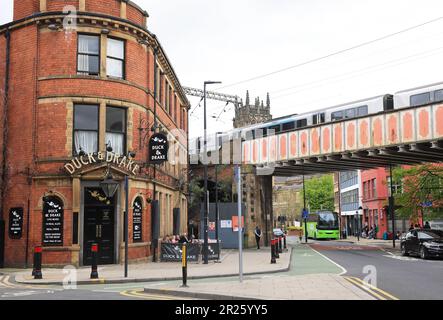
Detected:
left=254, top=226, right=262, bottom=249
left=424, top=221, right=431, bottom=229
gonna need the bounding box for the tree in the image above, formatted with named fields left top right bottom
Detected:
left=304, top=174, right=335, bottom=212
left=392, top=164, right=443, bottom=222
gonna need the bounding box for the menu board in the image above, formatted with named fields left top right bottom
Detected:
left=42, top=197, right=64, bottom=246
left=9, top=207, right=23, bottom=239
left=133, top=197, right=143, bottom=242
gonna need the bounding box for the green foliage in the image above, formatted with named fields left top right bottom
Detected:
left=304, top=174, right=335, bottom=212
left=392, top=164, right=443, bottom=221
left=189, top=178, right=204, bottom=209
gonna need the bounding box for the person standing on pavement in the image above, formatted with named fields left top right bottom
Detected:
left=424, top=221, right=431, bottom=229
left=254, top=226, right=262, bottom=249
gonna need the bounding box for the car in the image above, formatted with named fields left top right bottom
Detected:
left=273, top=228, right=285, bottom=237
left=429, top=221, right=443, bottom=231
left=400, top=229, right=443, bottom=259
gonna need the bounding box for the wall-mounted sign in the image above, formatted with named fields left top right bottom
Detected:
left=9, top=207, right=23, bottom=239
left=64, top=151, right=140, bottom=176
left=42, top=197, right=64, bottom=246
left=220, top=220, right=232, bottom=229
left=149, top=133, right=169, bottom=164
left=232, top=216, right=244, bottom=232
left=133, top=197, right=143, bottom=242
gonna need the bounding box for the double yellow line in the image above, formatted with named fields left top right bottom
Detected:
left=343, top=276, right=399, bottom=300
left=0, top=276, right=15, bottom=288
left=120, top=289, right=191, bottom=300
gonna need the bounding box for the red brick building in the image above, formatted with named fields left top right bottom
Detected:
left=361, top=168, right=390, bottom=239
left=0, top=0, right=190, bottom=267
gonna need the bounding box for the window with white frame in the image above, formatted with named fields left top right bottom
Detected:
left=107, top=38, right=125, bottom=79
left=74, top=104, right=99, bottom=155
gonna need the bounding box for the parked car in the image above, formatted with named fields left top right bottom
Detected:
left=401, top=229, right=443, bottom=259
left=429, top=221, right=443, bottom=231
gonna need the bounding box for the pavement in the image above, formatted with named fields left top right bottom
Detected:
left=142, top=240, right=374, bottom=300
left=11, top=247, right=292, bottom=286
left=335, top=236, right=400, bottom=250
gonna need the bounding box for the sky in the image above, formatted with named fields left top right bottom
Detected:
left=1, top=0, right=443, bottom=140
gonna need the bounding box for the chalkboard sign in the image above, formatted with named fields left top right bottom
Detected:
left=149, top=133, right=168, bottom=164
left=42, top=197, right=64, bottom=246
left=9, top=207, right=23, bottom=239
left=133, top=197, right=143, bottom=242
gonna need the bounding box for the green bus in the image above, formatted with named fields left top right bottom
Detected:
left=305, top=211, right=340, bottom=240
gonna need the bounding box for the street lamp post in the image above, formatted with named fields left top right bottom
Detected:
left=100, top=148, right=135, bottom=278
left=303, top=172, right=308, bottom=243
left=203, top=81, right=222, bottom=265
left=356, top=206, right=362, bottom=242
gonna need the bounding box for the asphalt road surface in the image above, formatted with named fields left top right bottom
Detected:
left=310, top=240, right=443, bottom=300
left=0, top=274, right=191, bottom=300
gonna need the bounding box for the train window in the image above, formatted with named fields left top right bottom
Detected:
left=319, top=113, right=325, bottom=123
left=245, top=130, right=254, bottom=140
left=345, top=108, right=355, bottom=119
left=357, top=106, right=368, bottom=116
left=255, top=128, right=266, bottom=138
left=282, top=121, right=295, bottom=131
left=435, top=90, right=443, bottom=103
left=268, top=125, right=281, bottom=134
left=312, top=114, right=317, bottom=125
left=296, top=118, right=307, bottom=128
left=331, top=111, right=343, bottom=121
left=410, top=92, right=431, bottom=106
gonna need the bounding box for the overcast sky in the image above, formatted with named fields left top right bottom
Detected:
left=1, top=0, right=443, bottom=140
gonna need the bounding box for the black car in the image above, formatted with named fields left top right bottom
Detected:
left=401, top=229, right=443, bottom=259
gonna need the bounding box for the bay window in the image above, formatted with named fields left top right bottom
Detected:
left=77, top=35, right=100, bottom=75
left=106, top=107, right=126, bottom=155
left=107, top=38, right=125, bottom=79
left=74, top=105, right=99, bottom=155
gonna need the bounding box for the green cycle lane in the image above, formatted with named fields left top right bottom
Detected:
left=288, top=243, right=344, bottom=275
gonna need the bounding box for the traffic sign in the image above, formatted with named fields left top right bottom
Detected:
left=302, top=209, right=309, bottom=219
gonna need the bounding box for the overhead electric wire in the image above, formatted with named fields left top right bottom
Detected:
left=215, top=16, right=443, bottom=90
left=272, top=44, right=443, bottom=100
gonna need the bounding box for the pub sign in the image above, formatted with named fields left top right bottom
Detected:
left=42, top=196, right=64, bottom=246
left=149, top=133, right=168, bottom=164
left=9, top=207, right=23, bottom=239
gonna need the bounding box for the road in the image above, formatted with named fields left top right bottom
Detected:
left=0, top=274, right=192, bottom=300
left=310, top=240, right=443, bottom=300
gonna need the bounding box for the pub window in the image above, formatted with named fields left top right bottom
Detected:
left=77, top=34, right=100, bottom=75
left=74, top=104, right=99, bottom=155
left=106, top=107, right=126, bottom=155
left=107, top=38, right=125, bottom=79
left=410, top=92, right=431, bottom=106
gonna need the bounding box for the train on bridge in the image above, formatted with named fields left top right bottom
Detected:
left=224, top=81, right=443, bottom=141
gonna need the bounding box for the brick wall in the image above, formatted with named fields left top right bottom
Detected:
left=13, top=0, right=39, bottom=21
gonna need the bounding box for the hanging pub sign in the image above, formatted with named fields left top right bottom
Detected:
left=42, top=196, right=64, bottom=246
left=133, top=197, right=143, bottom=242
left=149, top=133, right=169, bottom=164
left=9, top=207, right=23, bottom=239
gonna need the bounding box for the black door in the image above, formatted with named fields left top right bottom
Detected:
left=83, top=206, right=115, bottom=265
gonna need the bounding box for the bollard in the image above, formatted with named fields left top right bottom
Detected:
left=278, top=236, right=283, bottom=254
left=32, top=246, right=43, bottom=279
left=275, top=238, right=280, bottom=259
left=284, top=234, right=287, bottom=251
left=90, top=243, right=99, bottom=279
left=181, top=244, right=188, bottom=287
left=271, top=239, right=276, bottom=264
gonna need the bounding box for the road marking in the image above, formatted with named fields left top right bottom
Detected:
left=0, top=276, right=15, bottom=288
left=343, top=277, right=386, bottom=300
left=382, top=254, right=421, bottom=261
left=308, top=246, right=347, bottom=275
left=120, top=289, right=191, bottom=300
left=344, top=276, right=400, bottom=300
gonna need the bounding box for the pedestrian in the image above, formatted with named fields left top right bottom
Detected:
left=409, top=224, right=414, bottom=231
left=424, top=221, right=431, bottom=229
left=179, top=233, right=189, bottom=244
left=374, top=224, right=378, bottom=240
left=254, top=226, right=262, bottom=249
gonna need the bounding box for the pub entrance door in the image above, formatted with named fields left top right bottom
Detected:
left=83, top=188, right=116, bottom=265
